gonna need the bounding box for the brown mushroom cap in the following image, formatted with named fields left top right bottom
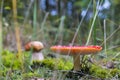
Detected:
left=25, top=41, right=44, bottom=52
left=50, top=45, right=102, bottom=55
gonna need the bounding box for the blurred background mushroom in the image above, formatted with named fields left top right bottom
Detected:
left=25, top=41, right=44, bottom=61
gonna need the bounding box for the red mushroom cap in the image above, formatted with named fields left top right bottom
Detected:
left=50, top=45, right=102, bottom=55
left=25, top=41, right=44, bottom=52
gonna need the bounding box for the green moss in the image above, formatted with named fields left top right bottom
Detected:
left=22, top=67, right=51, bottom=78
left=110, top=69, right=120, bottom=77
left=32, top=58, right=73, bottom=70
left=23, top=72, right=41, bottom=78
left=90, top=65, right=110, bottom=78
left=57, top=58, right=73, bottom=70
left=42, top=58, right=55, bottom=69
left=1, top=50, right=22, bottom=70
left=90, top=64, right=120, bottom=79
left=2, top=50, right=120, bottom=79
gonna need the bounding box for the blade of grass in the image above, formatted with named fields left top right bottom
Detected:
left=0, top=0, right=4, bottom=70
left=23, top=0, right=34, bottom=25
left=71, top=0, right=92, bottom=46
left=39, top=12, right=49, bottom=40
left=110, top=3, right=115, bottom=47
left=12, top=0, right=23, bottom=71
left=54, top=16, right=65, bottom=45
left=113, top=52, right=120, bottom=59
left=86, top=0, right=103, bottom=45
left=103, top=19, right=107, bottom=57
left=101, top=21, right=120, bottom=46
left=40, top=12, right=49, bottom=31
left=33, top=0, right=37, bottom=40
left=92, top=0, right=98, bottom=45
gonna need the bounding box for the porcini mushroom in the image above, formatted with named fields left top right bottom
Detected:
left=25, top=41, right=44, bottom=61
left=50, top=45, right=102, bottom=71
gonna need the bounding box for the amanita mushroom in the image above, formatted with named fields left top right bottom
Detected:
left=50, top=45, right=102, bottom=71
left=25, top=41, right=44, bottom=61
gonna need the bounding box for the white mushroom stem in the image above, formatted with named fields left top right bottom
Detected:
left=73, top=54, right=81, bottom=71
left=32, top=52, right=44, bottom=61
